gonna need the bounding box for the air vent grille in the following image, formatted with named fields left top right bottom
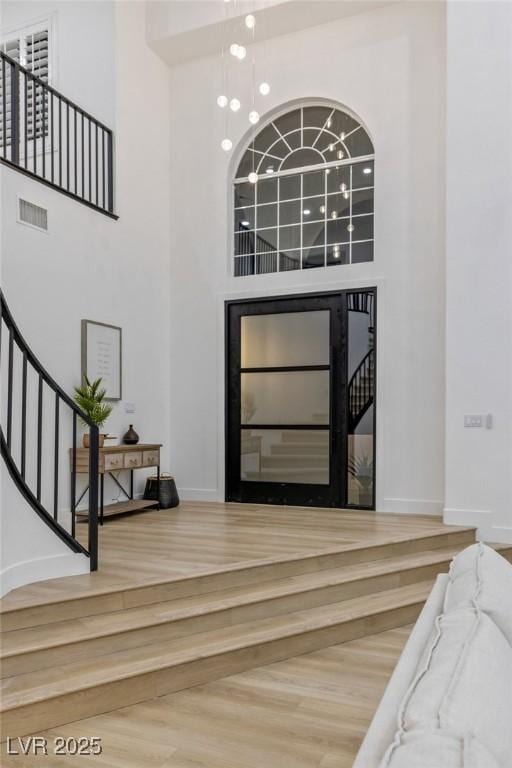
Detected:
left=18, top=198, right=48, bottom=231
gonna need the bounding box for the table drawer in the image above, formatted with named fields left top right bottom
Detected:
left=124, top=452, right=143, bottom=469
left=143, top=450, right=160, bottom=467
left=104, top=453, right=124, bottom=471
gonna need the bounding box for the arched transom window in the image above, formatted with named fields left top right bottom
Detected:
left=233, top=104, right=374, bottom=276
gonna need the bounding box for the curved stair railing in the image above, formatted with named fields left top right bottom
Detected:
left=348, top=348, right=375, bottom=432
left=347, top=290, right=375, bottom=330
left=0, top=290, right=99, bottom=570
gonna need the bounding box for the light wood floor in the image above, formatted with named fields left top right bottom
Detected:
left=1, top=502, right=466, bottom=611
left=1, top=625, right=411, bottom=768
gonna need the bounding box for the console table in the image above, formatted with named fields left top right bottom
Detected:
left=71, top=443, right=162, bottom=523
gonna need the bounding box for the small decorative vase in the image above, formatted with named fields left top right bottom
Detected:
left=123, top=424, right=139, bottom=445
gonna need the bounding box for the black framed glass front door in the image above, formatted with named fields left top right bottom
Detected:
left=226, top=293, right=348, bottom=507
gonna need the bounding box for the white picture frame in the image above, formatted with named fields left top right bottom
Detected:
left=81, top=320, right=122, bottom=401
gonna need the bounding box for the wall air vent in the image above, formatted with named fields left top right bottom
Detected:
left=18, top=198, right=48, bottom=232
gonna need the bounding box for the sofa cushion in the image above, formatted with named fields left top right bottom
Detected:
left=444, top=543, right=512, bottom=644
left=399, top=607, right=512, bottom=766
left=381, top=729, right=502, bottom=768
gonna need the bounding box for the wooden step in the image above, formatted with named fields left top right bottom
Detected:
left=0, top=528, right=475, bottom=632
left=245, top=468, right=329, bottom=482
left=261, top=454, right=329, bottom=468
left=281, top=431, right=328, bottom=443
left=271, top=441, right=329, bottom=455
left=0, top=581, right=433, bottom=738
left=0, top=546, right=468, bottom=678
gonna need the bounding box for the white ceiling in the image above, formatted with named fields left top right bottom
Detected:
left=146, top=0, right=392, bottom=66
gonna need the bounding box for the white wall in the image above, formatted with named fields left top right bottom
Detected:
left=0, top=1, right=172, bottom=593
left=167, top=1, right=447, bottom=513
left=0, top=464, right=89, bottom=597
left=1, top=0, right=116, bottom=127
left=444, top=0, right=512, bottom=542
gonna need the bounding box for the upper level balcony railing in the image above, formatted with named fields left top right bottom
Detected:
left=0, top=51, right=116, bottom=218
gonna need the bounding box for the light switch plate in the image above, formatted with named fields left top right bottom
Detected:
left=464, top=414, right=482, bottom=428
left=124, top=402, right=136, bottom=414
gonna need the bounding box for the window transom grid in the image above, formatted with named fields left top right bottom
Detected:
left=233, top=105, right=374, bottom=277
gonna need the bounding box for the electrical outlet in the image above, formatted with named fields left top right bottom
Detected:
left=124, top=402, right=136, bottom=414
left=464, top=414, right=483, bottom=428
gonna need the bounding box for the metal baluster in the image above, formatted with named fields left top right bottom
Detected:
left=54, top=393, right=60, bottom=520
left=102, top=129, right=106, bottom=210
left=71, top=411, right=77, bottom=538
left=95, top=123, right=99, bottom=205
left=42, top=80, right=46, bottom=178
left=107, top=130, right=113, bottom=213
left=2, top=59, right=6, bottom=158
left=50, top=91, right=54, bottom=182
left=74, top=108, right=77, bottom=194
left=11, top=60, right=20, bottom=165
left=88, top=118, right=91, bottom=202
left=24, top=72, right=28, bottom=167
left=6, top=327, right=14, bottom=449
left=88, top=425, right=99, bottom=571
left=37, top=375, right=43, bottom=501
left=21, top=351, right=27, bottom=479
left=66, top=102, right=70, bottom=190
left=81, top=112, right=85, bottom=199
left=58, top=97, right=62, bottom=186
left=32, top=77, right=36, bottom=174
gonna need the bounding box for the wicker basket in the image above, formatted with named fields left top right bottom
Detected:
left=143, top=474, right=179, bottom=509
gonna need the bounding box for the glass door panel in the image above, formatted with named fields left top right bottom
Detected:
left=241, top=429, right=330, bottom=485
left=241, top=371, right=329, bottom=425
left=241, top=310, right=330, bottom=367
left=226, top=294, right=346, bottom=507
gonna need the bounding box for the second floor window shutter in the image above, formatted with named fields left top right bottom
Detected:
left=25, top=30, right=50, bottom=140
left=0, top=27, right=49, bottom=145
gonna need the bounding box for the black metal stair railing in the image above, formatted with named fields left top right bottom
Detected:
left=348, top=348, right=375, bottom=432
left=0, top=290, right=99, bottom=570
left=0, top=51, right=116, bottom=218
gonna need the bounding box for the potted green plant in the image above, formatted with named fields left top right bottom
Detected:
left=74, top=376, right=113, bottom=447
left=348, top=453, right=374, bottom=507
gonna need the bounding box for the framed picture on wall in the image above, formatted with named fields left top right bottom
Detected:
left=81, top=320, right=122, bottom=401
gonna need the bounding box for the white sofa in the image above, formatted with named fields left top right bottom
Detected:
left=354, top=543, right=512, bottom=768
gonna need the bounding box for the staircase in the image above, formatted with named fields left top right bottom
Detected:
left=245, top=430, right=329, bottom=483
left=348, top=291, right=376, bottom=433
left=0, top=290, right=100, bottom=570
left=3, top=525, right=509, bottom=739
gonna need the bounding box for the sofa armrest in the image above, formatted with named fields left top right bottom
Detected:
left=353, top=574, right=449, bottom=768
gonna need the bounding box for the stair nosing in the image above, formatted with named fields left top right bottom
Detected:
left=0, top=547, right=462, bottom=660
left=0, top=527, right=475, bottom=616
left=0, top=581, right=432, bottom=712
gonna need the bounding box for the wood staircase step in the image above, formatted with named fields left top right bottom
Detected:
left=0, top=528, right=475, bottom=631
left=0, top=581, right=433, bottom=738
left=271, top=442, right=329, bottom=455
left=245, top=468, right=329, bottom=482
left=0, top=545, right=469, bottom=678
left=261, top=454, right=329, bottom=468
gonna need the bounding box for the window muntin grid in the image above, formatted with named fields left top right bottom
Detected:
left=233, top=105, right=374, bottom=277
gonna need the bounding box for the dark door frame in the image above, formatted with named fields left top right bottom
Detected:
left=225, top=287, right=377, bottom=509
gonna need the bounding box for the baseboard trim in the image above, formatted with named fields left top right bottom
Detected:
left=443, top=508, right=512, bottom=544
left=479, top=526, right=512, bottom=544
left=177, top=488, right=221, bottom=503
left=380, top=498, right=443, bottom=516
left=443, top=507, right=491, bottom=527
left=0, top=552, right=90, bottom=598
